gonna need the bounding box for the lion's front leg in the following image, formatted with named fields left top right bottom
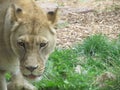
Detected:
left=0, top=71, right=7, bottom=90
left=7, top=71, right=37, bottom=90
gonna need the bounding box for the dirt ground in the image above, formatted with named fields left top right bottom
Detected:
left=36, top=0, right=120, bottom=48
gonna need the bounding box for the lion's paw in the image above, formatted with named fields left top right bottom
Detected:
left=7, top=81, right=37, bottom=90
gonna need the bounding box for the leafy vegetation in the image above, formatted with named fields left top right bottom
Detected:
left=33, top=34, right=120, bottom=90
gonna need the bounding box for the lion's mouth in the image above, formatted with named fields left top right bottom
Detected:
left=23, top=74, right=41, bottom=80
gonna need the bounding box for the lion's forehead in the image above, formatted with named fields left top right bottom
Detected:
left=19, top=18, right=49, bottom=35
left=20, top=6, right=48, bottom=26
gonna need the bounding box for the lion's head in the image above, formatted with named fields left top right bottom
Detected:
left=4, top=0, right=58, bottom=81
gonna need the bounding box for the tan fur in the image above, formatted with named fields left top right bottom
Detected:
left=0, top=0, right=58, bottom=90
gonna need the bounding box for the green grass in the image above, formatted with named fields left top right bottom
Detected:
left=76, top=34, right=110, bottom=56
left=6, top=34, right=120, bottom=90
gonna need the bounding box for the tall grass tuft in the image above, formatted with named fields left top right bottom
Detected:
left=78, top=34, right=111, bottom=56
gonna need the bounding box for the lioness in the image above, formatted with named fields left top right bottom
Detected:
left=0, top=0, right=58, bottom=90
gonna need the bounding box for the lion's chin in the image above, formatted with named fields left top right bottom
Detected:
left=23, top=74, right=43, bottom=82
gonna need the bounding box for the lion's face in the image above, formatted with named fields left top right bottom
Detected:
left=5, top=3, right=58, bottom=81
left=16, top=24, right=56, bottom=81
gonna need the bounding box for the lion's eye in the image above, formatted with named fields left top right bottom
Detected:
left=40, top=42, right=47, bottom=48
left=17, top=41, right=25, bottom=48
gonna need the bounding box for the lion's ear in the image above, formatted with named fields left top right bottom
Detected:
left=5, top=4, right=23, bottom=24
left=47, top=8, right=58, bottom=25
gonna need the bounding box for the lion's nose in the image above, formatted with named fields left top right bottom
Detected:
left=25, top=66, right=38, bottom=72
